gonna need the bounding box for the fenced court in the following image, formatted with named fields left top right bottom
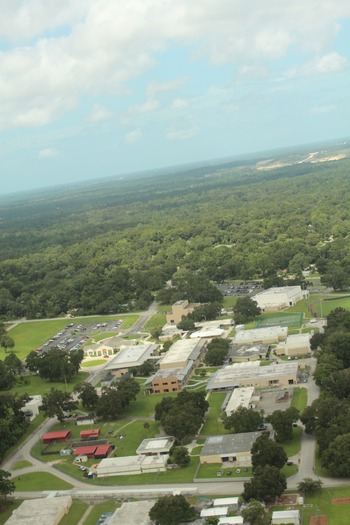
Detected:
left=256, top=313, right=303, bottom=328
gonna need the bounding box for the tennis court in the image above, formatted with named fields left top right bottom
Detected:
left=256, top=313, right=303, bottom=328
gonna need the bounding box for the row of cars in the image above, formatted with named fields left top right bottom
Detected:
left=216, top=281, right=262, bottom=297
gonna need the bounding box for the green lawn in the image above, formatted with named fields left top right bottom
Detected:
left=281, top=426, right=303, bottom=457
left=9, top=371, right=89, bottom=396
left=292, top=387, right=308, bottom=412
left=12, top=460, right=32, bottom=470
left=2, top=412, right=46, bottom=462
left=59, top=500, right=89, bottom=525
left=81, top=359, right=107, bottom=367
left=303, top=487, right=350, bottom=525
left=83, top=501, right=120, bottom=525
left=113, top=420, right=160, bottom=457
left=12, top=472, right=73, bottom=491
left=123, top=388, right=176, bottom=418
left=7, top=315, right=139, bottom=361
left=200, top=393, right=230, bottom=436
left=280, top=463, right=298, bottom=477
left=144, top=313, right=166, bottom=330
left=91, top=332, right=116, bottom=342
left=196, top=463, right=252, bottom=479
left=223, top=296, right=238, bottom=308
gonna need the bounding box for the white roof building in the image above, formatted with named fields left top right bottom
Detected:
left=190, top=328, right=225, bottom=339
left=159, top=338, right=205, bottom=369
left=136, top=437, right=175, bottom=456
left=200, top=506, right=229, bottom=518
left=225, top=387, right=255, bottom=416
left=218, top=518, right=244, bottom=525
left=254, top=286, right=309, bottom=312
left=213, top=497, right=240, bottom=509
left=271, top=509, right=300, bottom=525
left=96, top=454, right=168, bottom=477
left=5, top=496, right=72, bottom=525
left=108, top=500, right=155, bottom=525
left=103, top=343, right=158, bottom=371
left=21, top=395, right=42, bottom=421
left=234, top=326, right=288, bottom=345
left=207, top=362, right=299, bottom=391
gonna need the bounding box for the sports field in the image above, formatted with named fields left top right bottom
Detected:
left=256, top=312, right=303, bottom=328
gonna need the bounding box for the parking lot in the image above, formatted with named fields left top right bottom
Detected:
left=216, top=281, right=262, bottom=297
left=36, top=319, right=124, bottom=355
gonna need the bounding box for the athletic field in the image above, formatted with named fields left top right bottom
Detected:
left=256, top=312, right=303, bottom=328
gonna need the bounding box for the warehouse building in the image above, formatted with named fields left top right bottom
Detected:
left=200, top=432, right=262, bottom=466
left=96, top=454, right=168, bottom=477
left=207, top=362, right=299, bottom=391
left=103, top=343, right=158, bottom=377
left=224, top=387, right=257, bottom=416
left=159, top=338, right=206, bottom=370
left=234, top=326, right=288, bottom=345
left=228, top=343, right=269, bottom=363
left=5, top=496, right=72, bottom=525
left=136, top=437, right=175, bottom=456
left=107, top=500, right=155, bottom=525
left=275, top=333, right=311, bottom=358
left=254, top=286, right=309, bottom=312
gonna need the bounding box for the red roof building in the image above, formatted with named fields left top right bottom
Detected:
left=94, top=444, right=114, bottom=459
left=73, top=445, right=97, bottom=458
left=80, top=428, right=101, bottom=439
left=42, top=430, right=71, bottom=443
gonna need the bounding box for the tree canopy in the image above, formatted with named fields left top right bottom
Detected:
left=149, top=495, right=196, bottom=525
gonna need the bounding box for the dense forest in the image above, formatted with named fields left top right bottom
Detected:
left=0, top=146, right=350, bottom=319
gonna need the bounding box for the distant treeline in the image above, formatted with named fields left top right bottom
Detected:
left=0, top=155, right=350, bottom=319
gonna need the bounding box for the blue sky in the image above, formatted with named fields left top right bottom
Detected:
left=0, top=0, right=350, bottom=195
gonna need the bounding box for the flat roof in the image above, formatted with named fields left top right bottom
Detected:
left=5, top=496, right=72, bottom=525
left=218, top=518, right=244, bottom=525
left=190, top=328, right=224, bottom=338
left=225, top=387, right=255, bottom=414
left=286, top=333, right=311, bottom=348
left=207, top=362, right=298, bottom=390
left=104, top=343, right=158, bottom=370
left=234, top=326, right=288, bottom=343
left=152, top=367, right=184, bottom=380
left=201, top=432, right=262, bottom=456
left=160, top=339, right=205, bottom=367
left=96, top=455, right=168, bottom=475
left=255, top=286, right=302, bottom=296
left=136, top=437, right=175, bottom=455
left=201, top=507, right=228, bottom=518
left=109, top=500, right=155, bottom=525
left=213, top=497, right=239, bottom=506
left=272, top=510, right=300, bottom=518
left=229, top=343, right=269, bottom=359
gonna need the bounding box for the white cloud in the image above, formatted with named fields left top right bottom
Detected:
left=287, top=52, right=348, bottom=78
left=38, top=147, right=59, bottom=158
left=166, top=125, right=198, bottom=140
left=87, top=105, right=113, bottom=122
left=310, top=104, right=336, bottom=115
left=125, top=129, right=142, bottom=144
left=0, top=1, right=349, bottom=130
left=171, top=98, right=189, bottom=109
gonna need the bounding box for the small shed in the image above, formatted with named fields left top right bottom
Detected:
left=42, top=430, right=71, bottom=443
left=218, top=518, right=244, bottom=525
left=73, top=445, right=97, bottom=458
left=80, top=428, right=101, bottom=439
left=271, top=510, right=300, bottom=525
left=94, top=444, right=114, bottom=459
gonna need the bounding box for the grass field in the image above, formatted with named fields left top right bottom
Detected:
left=281, top=426, right=303, bottom=457
left=81, top=359, right=107, bottom=367
left=291, top=387, right=308, bottom=412
left=12, top=460, right=32, bottom=470
left=303, top=487, right=350, bottom=525
left=200, top=393, right=230, bottom=436
left=0, top=500, right=22, bottom=525
left=83, top=500, right=120, bottom=525
left=7, top=314, right=139, bottom=361
left=9, top=371, right=89, bottom=396
left=59, top=500, right=89, bottom=525
left=143, top=312, right=166, bottom=330
left=12, top=472, right=73, bottom=491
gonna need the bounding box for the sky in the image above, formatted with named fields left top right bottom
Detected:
left=0, top=0, right=350, bottom=195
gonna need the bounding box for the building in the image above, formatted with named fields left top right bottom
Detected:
left=207, top=362, right=299, bottom=391
left=234, top=327, right=288, bottom=345
left=147, top=364, right=193, bottom=394
left=224, top=387, right=257, bottom=416
left=200, top=432, right=262, bottom=466
left=108, top=500, right=155, bottom=525
left=254, top=286, right=309, bottom=312
left=96, top=454, right=169, bottom=477
left=275, top=333, right=311, bottom=358
left=166, top=300, right=197, bottom=325
left=136, top=437, right=175, bottom=456
left=271, top=510, right=300, bottom=525
left=5, top=496, right=73, bottom=525
left=200, top=507, right=228, bottom=519
left=159, top=338, right=206, bottom=369
left=73, top=445, right=97, bottom=458
left=213, top=497, right=240, bottom=510
left=102, top=343, right=158, bottom=377
left=76, top=414, right=96, bottom=426
left=228, top=343, right=269, bottom=363
left=42, top=430, right=71, bottom=443
left=83, top=341, right=115, bottom=357
left=190, top=327, right=225, bottom=339
left=94, top=444, right=114, bottom=459
left=80, top=428, right=101, bottom=439
left=21, top=394, right=42, bottom=421
left=218, top=518, right=244, bottom=525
